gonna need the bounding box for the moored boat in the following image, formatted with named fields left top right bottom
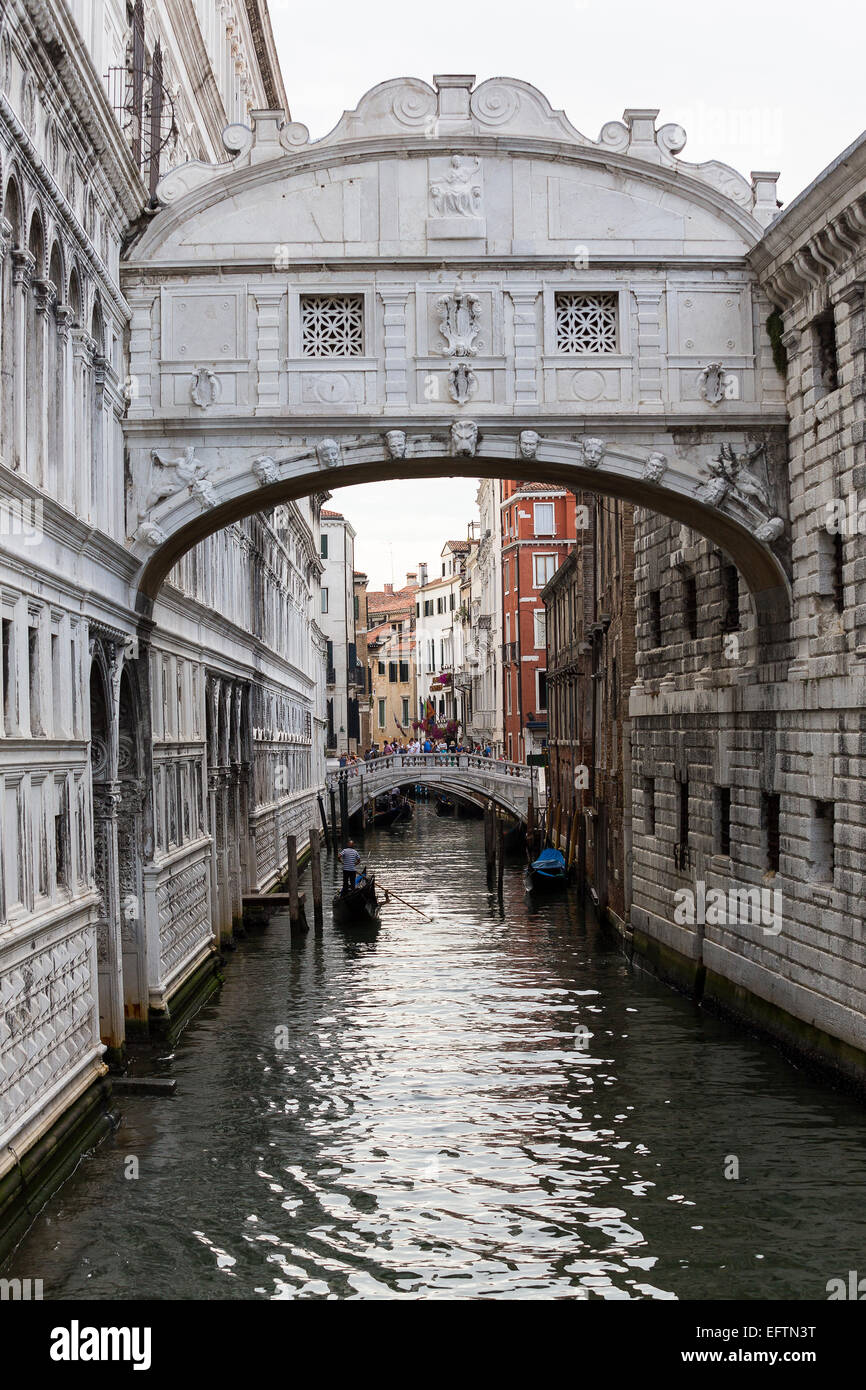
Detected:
left=525, top=847, right=568, bottom=892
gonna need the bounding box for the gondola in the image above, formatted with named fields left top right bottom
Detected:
left=333, top=873, right=381, bottom=925
left=525, top=847, right=568, bottom=892
left=371, top=803, right=402, bottom=827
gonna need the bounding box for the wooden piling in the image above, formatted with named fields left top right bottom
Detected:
left=567, top=808, right=580, bottom=871
left=484, top=801, right=495, bottom=886
left=496, top=814, right=505, bottom=904
left=318, top=795, right=330, bottom=852
left=339, top=780, right=349, bottom=842
left=309, top=826, right=323, bottom=932
left=286, top=834, right=300, bottom=928
left=328, top=786, right=338, bottom=852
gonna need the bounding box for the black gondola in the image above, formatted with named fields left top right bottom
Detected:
left=333, top=873, right=381, bottom=925
left=525, top=847, right=568, bottom=893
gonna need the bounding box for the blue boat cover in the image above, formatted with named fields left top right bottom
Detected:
left=531, top=848, right=566, bottom=872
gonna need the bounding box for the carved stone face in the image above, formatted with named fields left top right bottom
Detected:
left=316, top=438, right=340, bottom=469
left=252, top=455, right=279, bottom=486
left=138, top=520, right=167, bottom=547
left=519, top=429, right=540, bottom=460
left=643, top=451, right=667, bottom=483
left=384, top=429, right=407, bottom=460
left=451, top=420, right=478, bottom=457
left=582, top=437, right=606, bottom=467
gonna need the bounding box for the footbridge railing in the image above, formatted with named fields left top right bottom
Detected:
left=326, top=753, right=540, bottom=821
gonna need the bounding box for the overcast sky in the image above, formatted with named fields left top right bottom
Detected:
left=268, top=0, right=865, bottom=586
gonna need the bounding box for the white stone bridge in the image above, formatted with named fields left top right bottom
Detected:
left=327, top=753, right=540, bottom=822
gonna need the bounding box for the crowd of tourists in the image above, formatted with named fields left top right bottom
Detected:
left=337, top=737, right=495, bottom=770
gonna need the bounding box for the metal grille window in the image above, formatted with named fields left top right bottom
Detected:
left=554, top=292, right=618, bottom=354
left=300, top=294, right=364, bottom=357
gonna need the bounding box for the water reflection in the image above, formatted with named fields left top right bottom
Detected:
left=5, top=805, right=866, bottom=1300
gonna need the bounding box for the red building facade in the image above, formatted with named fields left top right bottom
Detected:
left=501, top=482, right=577, bottom=762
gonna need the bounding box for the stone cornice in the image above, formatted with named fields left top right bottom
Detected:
left=18, top=0, right=147, bottom=221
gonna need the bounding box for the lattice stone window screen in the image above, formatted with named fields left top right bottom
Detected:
left=300, top=294, right=364, bottom=356
left=554, top=292, right=618, bottom=353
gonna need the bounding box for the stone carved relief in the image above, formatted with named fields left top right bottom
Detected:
left=136, top=520, right=168, bottom=547
left=698, top=362, right=731, bottom=405
left=141, top=447, right=209, bottom=517
left=384, top=429, right=407, bottom=459
left=252, top=454, right=279, bottom=485
left=316, top=438, right=341, bottom=469
left=448, top=363, right=478, bottom=405
left=450, top=419, right=478, bottom=457
left=519, top=429, right=540, bottom=460
left=437, top=289, right=482, bottom=357
left=190, top=477, right=218, bottom=510
left=430, top=156, right=482, bottom=218
left=642, top=451, right=668, bottom=484
left=697, top=443, right=784, bottom=541
left=581, top=437, right=606, bottom=468
left=190, top=367, right=221, bottom=409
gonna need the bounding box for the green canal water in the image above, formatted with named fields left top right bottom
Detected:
left=5, top=804, right=866, bottom=1300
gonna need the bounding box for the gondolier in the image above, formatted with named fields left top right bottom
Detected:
left=339, top=840, right=362, bottom=894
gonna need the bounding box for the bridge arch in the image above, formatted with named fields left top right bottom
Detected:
left=329, top=753, right=538, bottom=823
left=120, top=75, right=793, bottom=651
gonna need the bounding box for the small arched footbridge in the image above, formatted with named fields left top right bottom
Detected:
left=327, top=754, right=540, bottom=822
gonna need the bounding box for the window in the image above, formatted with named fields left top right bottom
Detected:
left=28, top=623, right=41, bottom=735
left=388, top=662, right=397, bottom=683
left=416, top=602, right=420, bottom=618
left=722, top=563, right=740, bottom=631
left=321, top=588, right=328, bottom=614
left=320, top=534, right=328, bottom=559
left=450, top=593, right=455, bottom=611
left=533, top=610, right=546, bottom=649
left=675, top=780, right=689, bottom=869
left=377, top=698, right=386, bottom=729
left=401, top=697, right=409, bottom=725
left=833, top=532, right=845, bottom=613
left=2, top=616, right=13, bottom=733
left=554, top=291, right=618, bottom=354
left=716, top=786, right=731, bottom=857
left=684, top=573, right=698, bottom=640
left=763, top=793, right=780, bottom=873
left=300, top=294, right=364, bottom=357
left=437, top=597, right=444, bottom=614
left=534, top=501, right=555, bottom=535
left=649, top=589, right=662, bottom=647
left=533, top=554, right=557, bottom=588
left=536, top=670, right=547, bottom=710
left=424, top=599, right=433, bottom=617
left=644, top=778, right=656, bottom=836
left=353, top=594, right=359, bottom=621
left=810, top=800, right=835, bottom=882
left=812, top=308, right=838, bottom=395
left=399, top=662, right=409, bottom=683
left=377, top=660, right=385, bottom=675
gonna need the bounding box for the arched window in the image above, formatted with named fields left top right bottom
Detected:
left=1, top=178, right=22, bottom=465
left=25, top=210, right=46, bottom=482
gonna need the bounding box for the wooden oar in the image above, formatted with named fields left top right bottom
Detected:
left=374, top=882, right=434, bottom=921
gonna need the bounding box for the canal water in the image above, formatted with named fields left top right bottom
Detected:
left=5, top=804, right=866, bottom=1300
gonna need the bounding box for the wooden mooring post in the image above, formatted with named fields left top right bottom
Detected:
left=484, top=801, right=495, bottom=886
left=496, top=814, right=505, bottom=905
left=329, top=786, right=338, bottom=852
left=309, top=825, right=323, bottom=932
left=318, top=795, right=330, bottom=852
left=286, top=834, right=301, bottom=928
left=339, top=779, right=349, bottom=843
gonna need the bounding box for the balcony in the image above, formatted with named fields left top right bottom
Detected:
left=348, top=663, right=366, bottom=689
left=326, top=667, right=336, bottom=686
left=501, top=641, right=518, bottom=663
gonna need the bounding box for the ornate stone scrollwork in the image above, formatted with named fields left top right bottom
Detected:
left=697, top=443, right=784, bottom=542
left=519, top=429, right=540, bottom=460
left=698, top=361, right=731, bottom=405
left=581, top=437, right=606, bottom=468
left=450, top=419, right=478, bottom=458
left=384, top=429, right=407, bottom=460
left=437, top=289, right=481, bottom=357
left=448, top=362, right=478, bottom=405
left=190, top=367, right=221, bottom=409
left=642, top=451, right=668, bottom=483
left=252, top=454, right=279, bottom=485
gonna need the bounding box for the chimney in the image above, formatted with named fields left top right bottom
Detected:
left=384, top=582, right=393, bottom=595
left=406, top=571, right=417, bottom=586
left=418, top=562, right=428, bottom=586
